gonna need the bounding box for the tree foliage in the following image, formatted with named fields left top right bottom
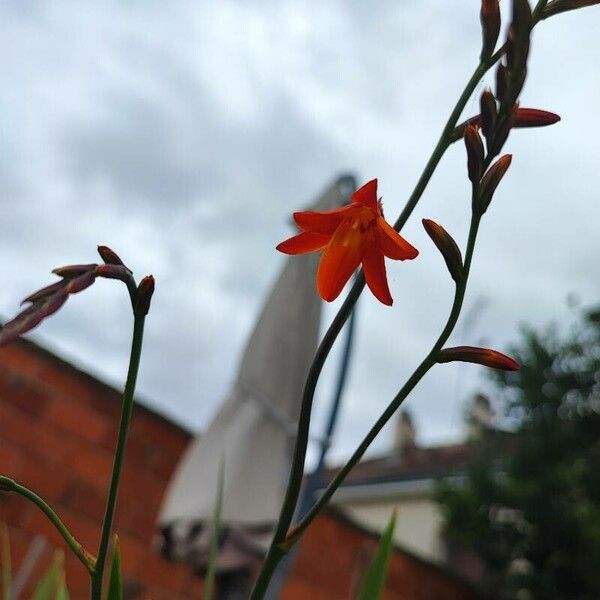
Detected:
left=437, top=311, right=600, bottom=600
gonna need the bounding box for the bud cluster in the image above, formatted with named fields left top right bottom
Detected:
left=0, top=246, right=153, bottom=347
left=462, top=0, right=565, bottom=215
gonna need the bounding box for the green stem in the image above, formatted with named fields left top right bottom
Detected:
left=290, top=215, right=480, bottom=570
left=0, top=476, right=95, bottom=572
left=249, top=58, right=493, bottom=600
left=251, top=215, right=480, bottom=594
left=251, top=7, right=550, bottom=593
left=90, top=314, right=146, bottom=600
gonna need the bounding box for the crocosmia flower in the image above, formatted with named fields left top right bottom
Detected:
left=276, top=179, right=418, bottom=305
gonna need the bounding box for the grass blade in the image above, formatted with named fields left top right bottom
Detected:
left=107, top=535, right=123, bottom=600
left=357, top=510, right=397, bottom=600
left=32, top=551, right=64, bottom=600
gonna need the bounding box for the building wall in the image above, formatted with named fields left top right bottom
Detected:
left=0, top=339, right=483, bottom=599
left=0, top=340, right=201, bottom=599
left=338, top=496, right=445, bottom=562
left=282, top=511, right=482, bottom=600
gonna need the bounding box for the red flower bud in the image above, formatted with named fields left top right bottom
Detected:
left=38, top=290, right=69, bottom=320
left=438, top=346, right=519, bottom=371
left=97, top=245, right=127, bottom=267
left=95, top=264, right=133, bottom=283
left=21, top=280, right=66, bottom=305
left=478, top=154, right=513, bottom=213
left=495, top=63, right=509, bottom=104
left=513, top=107, right=561, bottom=127
left=52, top=264, right=97, bottom=278
left=479, top=89, right=497, bottom=147
left=65, top=271, right=97, bottom=295
left=505, top=0, right=531, bottom=90
left=480, top=0, right=501, bottom=60
left=422, top=219, right=463, bottom=283
left=0, top=290, right=69, bottom=347
left=543, top=0, right=599, bottom=17
left=464, top=125, right=485, bottom=183
left=135, top=275, right=155, bottom=316
left=512, top=0, right=532, bottom=32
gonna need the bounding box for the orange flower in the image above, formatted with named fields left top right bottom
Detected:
left=276, top=179, right=418, bottom=305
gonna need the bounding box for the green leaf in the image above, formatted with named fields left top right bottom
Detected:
left=107, top=535, right=123, bottom=600
left=1, top=523, right=12, bottom=600
left=32, top=551, right=64, bottom=600
left=357, top=510, right=397, bottom=600
left=204, top=457, right=225, bottom=600
left=55, top=573, right=70, bottom=600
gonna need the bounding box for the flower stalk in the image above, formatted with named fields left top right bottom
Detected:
left=250, top=3, right=567, bottom=592
left=90, top=312, right=146, bottom=600
left=250, top=50, right=506, bottom=600
left=0, top=476, right=96, bottom=572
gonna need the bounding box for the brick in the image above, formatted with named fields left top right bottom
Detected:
left=0, top=439, right=23, bottom=472
left=118, top=532, right=152, bottom=574
left=8, top=448, right=71, bottom=504
left=23, top=506, right=100, bottom=555
left=131, top=547, right=190, bottom=591
left=114, top=498, right=158, bottom=543
left=61, top=480, right=107, bottom=523
left=0, top=400, right=80, bottom=465
left=69, top=446, right=115, bottom=491
left=119, top=461, right=165, bottom=510
left=0, top=369, right=52, bottom=417
left=0, top=346, right=44, bottom=379
left=45, top=393, right=112, bottom=445
left=0, top=495, right=35, bottom=527
left=36, top=362, right=97, bottom=409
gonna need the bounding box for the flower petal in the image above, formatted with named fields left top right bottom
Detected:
left=293, top=206, right=350, bottom=234
left=377, top=218, right=419, bottom=260
left=351, top=179, right=378, bottom=209
left=362, top=245, right=393, bottom=306
left=276, top=231, right=330, bottom=255
left=316, top=239, right=362, bottom=302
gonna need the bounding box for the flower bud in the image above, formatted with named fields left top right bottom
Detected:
left=506, top=0, right=531, bottom=82
left=0, top=290, right=68, bottom=347
left=65, top=271, right=97, bottom=295
left=480, top=0, right=501, bottom=60
left=495, top=63, right=509, bottom=104
left=52, top=264, right=97, bottom=278
left=98, top=245, right=127, bottom=267
left=512, top=107, right=561, bottom=127
left=479, top=89, right=497, bottom=147
left=135, top=275, right=155, bottom=316
left=422, top=219, right=463, bottom=283
left=21, top=280, right=66, bottom=305
left=95, top=264, right=133, bottom=282
left=478, top=154, right=512, bottom=213
left=464, top=125, right=485, bottom=183
left=38, top=289, right=69, bottom=320
left=544, top=0, right=600, bottom=17
left=438, top=346, right=519, bottom=371
left=511, top=0, right=532, bottom=46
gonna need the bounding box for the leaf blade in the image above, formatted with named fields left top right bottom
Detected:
left=357, top=510, right=397, bottom=600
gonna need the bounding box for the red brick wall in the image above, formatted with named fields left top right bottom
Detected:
left=0, top=339, right=484, bottom=600
left=283, top=511, right=484, bottom=600
left=0, top=339, right=201, bottom=599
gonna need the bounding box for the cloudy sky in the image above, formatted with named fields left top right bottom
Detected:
left=0, top=1, right=598, bottom=465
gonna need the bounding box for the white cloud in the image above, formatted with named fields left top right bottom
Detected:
left=0, top=0, right=599, bottom=465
